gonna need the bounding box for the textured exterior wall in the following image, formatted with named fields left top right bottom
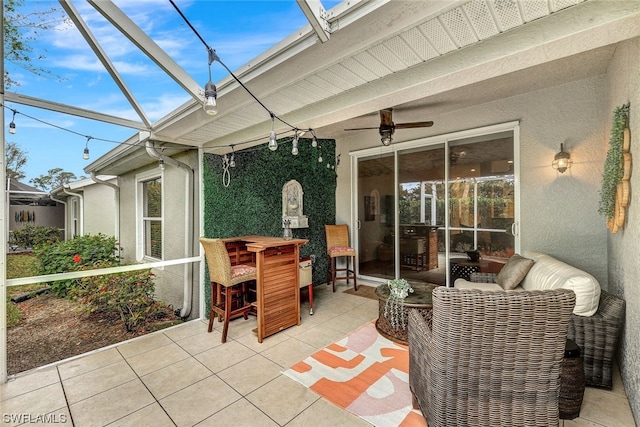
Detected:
left=337, top=75, right=608, bottom=285
left=118, top=151, right=201, bottom=319
left=605, top=37, right=640, bottom=423
left=83, top=181, right=117, bottom=237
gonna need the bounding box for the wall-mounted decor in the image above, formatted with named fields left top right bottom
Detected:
left=599, top=103, right=631, bottom=233
left=282, top=179, right=309, bottom=228
left=364, top=196, right=375, bottom=221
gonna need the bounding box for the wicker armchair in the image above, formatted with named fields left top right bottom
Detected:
left=567, top=289, right=625, bottom=388
left=409, top=287, right=576, bottom=427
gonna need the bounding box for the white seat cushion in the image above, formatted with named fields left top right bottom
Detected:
left=521, top=251, right=601, bottom=316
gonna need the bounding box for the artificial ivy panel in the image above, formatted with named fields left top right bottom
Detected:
left=203, top=137, right=337, bottom=290
left=599, top=104, right=631, bottom=233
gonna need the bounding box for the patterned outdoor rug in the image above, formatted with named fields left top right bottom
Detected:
left=283, top=322, right=427, bottom=426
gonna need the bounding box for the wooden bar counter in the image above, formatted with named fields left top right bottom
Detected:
left=223, top=235, right=308, bottom=343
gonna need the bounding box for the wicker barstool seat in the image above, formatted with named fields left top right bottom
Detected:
left=324, top=224, right=357, bottom=292
left=200, top=237, right=256, bottom=343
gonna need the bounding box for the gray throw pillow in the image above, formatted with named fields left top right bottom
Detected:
left=495, top=254, right=534, bottom=290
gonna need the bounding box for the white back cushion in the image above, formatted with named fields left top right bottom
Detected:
left=522, top=250, right=600, bottom=316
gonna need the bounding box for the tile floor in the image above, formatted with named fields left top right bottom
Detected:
left=1, top=283, right=636, bottom=427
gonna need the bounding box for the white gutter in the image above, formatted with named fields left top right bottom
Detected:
left=145, top=141, right=194, bottom=318
left=62, top=186, right=84, bottom=237
left=90, top=173, right=120, bottom=247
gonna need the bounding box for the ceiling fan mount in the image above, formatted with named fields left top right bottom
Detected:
left=345, top=108, right=434, bottom=145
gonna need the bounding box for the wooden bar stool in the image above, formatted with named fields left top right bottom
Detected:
left=324, top=224, right=357, bottom=292
left=200, top=237, right=256, bottom=343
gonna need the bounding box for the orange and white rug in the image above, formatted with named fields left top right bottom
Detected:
left=283, top=322, right=427, bottom=427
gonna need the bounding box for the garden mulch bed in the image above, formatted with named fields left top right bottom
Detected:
left=7, top=293, right=182, bottom=376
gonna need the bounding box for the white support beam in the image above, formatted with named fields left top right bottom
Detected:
left=296, top=0, right=330, bottom=43
left=4, top=92, right=148, bottom=130
left=86, top=0, right=202, bottom=103
left=59, top=0, right=152, bottom=129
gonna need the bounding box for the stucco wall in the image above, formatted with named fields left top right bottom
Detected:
left=337, top=75, right=608, bottom=286
left=605, top=36, right=640, bottom=422
left=118, top=151, right=201, bottom=320
left=83, top=181, right=118, bottom=237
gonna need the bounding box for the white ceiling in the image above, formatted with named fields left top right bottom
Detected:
left=76, top=0, right=640, bottom=175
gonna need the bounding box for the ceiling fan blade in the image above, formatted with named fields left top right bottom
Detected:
left=344, top=126, right=379, bottom=131
left=380, top=108, right=393, bottom=126
left=395, top=121, right=434, bottom=129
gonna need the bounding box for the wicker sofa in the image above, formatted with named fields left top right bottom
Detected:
left=409, top=287, right=576, bottom=427
left=454, top=250, right=626, bottom=388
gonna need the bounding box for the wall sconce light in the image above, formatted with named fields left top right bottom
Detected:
left=552, top=143, right=572, bottom=173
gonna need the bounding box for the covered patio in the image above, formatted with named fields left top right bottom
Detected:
left=1, top=283, right=635, bottom=426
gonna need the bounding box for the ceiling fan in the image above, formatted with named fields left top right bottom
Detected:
left=344, top=108, right=434, bottom=146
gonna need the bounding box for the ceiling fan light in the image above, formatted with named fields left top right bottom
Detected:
left=380, top=130, right=393, bottom=146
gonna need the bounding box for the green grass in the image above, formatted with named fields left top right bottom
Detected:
left=6, top=253, right=42, bottom=327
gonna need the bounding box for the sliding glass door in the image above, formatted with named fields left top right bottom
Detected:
left=355, top=122, right=519, bottom=286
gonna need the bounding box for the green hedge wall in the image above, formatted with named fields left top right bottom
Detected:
left=203, top=137, right=336, bottom=289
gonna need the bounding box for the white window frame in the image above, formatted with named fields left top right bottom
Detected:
left=136, top=169, right=164, bottom=261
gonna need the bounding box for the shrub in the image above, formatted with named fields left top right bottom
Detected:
left=72, top=262, right=169, bottom=332
left=34, top=234, right=120, bottom=297
left=10, top=224, right=61, bottom=248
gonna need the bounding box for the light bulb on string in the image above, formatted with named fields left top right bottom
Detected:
left=291, top=130, right=299, bottom=155
left=8, top=110, right=17, bottom=134
left=82, top=137, right=92, bottom=160
left=311, top=130, right=317, bottom=147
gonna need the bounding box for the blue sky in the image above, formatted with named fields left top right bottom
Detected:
left=4, top=0, right=340, bottom=184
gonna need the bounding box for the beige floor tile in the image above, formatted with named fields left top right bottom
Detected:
left=234, top=326, right=291, bottom=352
left=287, top=397, right=372, bottom=427
left=1, top=367, right=59, bottom=401
left=116, top=332, right=173, bottom=359
left=578, top=386, right=636, bottom=426
left=197, top=397, right=279, bottom=426
left=259, top=336, right=317, bottom=368
left=125, top=342, right=190, bottom=376
left=563, top=417, right=607, bottom=426
left=57, top=348, right=123, bottom=380
left=294, top=323, right=352, bottom=349
left=195, top=340, right=257, bottom=373
left=2, top=382, right=68, bottom=426
left=159, top=375, right=241, bottom=427
left=174, top=327, right=224, bottom=355
left=210, top=315, right=257, bottom=340
left=162, top=319, right=208, bottom=342
left=320, top=314, right=370, bottom=335
left=217, top=354, right=283, bottom=395
left=69, top=379, right=155, bottom=427
left=247, top=375, right=320, bottom=425
left=62, top=360, right=137, bottom=404
left=141, top=357, right=212, bottom=400
left=109, top=402, right=175, bottom=427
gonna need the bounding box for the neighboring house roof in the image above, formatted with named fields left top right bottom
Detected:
left=50, top=175, right=118, bottom=198
left=6, top=179, right=49, bottom=206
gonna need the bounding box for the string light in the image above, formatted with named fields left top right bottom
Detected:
left=291, top=130, right=299, bottom=155
left=9, top=109, right=17, bottom=134
left=268, top=113, right=278, bottom=151
left=82, top=136, right=92, bottom=160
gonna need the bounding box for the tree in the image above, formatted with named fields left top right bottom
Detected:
left=30, top=168, right=77, bottom=193
left=5, top=141, right=28, bottom=180
left=3, top=0, right=68, bottom=88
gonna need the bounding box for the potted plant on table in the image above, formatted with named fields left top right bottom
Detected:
left=384, top=278, right=414, bottom=330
